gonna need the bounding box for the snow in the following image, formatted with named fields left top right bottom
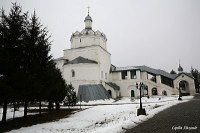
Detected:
left=5, top=96, right=194, bottom=133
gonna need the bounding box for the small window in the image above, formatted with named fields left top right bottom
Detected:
left=162, top=90, right=167, bottom=96
left=71, top=70, right=75, bottom=77
left=105, top=73, right=107, bottom=79
left=121, top=71, right=127, bottom=79
left=80, top=39, right=81, bottom=42
left=101, top=71, right=103, bottom=78
left=130, top=70, right=136, bottom=79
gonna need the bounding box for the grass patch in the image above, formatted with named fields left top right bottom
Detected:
left=0, top=108, right=78, bottom=133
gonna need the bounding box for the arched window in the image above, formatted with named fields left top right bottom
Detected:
left=162, top=90, right=167, bottom=96
left=71, top=70, right=75, bottom=77
left=152, top=88, right=158, bottom=95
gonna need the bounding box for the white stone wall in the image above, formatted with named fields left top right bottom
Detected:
left=63, top=45, right=99, bottom=62
left=63, top=63, right=100, bottom=92
left=63, top=45, right=111, bottom=82
left=141, top=71, right=147, bottom=80
left=98, top=47, right=111, bottom=82
left=61, top=45, right=111, bottom=93
left=71, top=34, right=106, bottom=50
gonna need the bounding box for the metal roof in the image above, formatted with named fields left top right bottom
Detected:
left=64, top=56, right=97, bottom=65
left=77, top=84, right=111, bottom=102
left=112, top=65, right=194, bottom=80
left=84, top=15, right=92, bottom=22
left=105, top=82, right=120, bottom=90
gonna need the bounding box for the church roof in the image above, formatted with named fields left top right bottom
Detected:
left=64, top=56, right=98, bottom=65
left=84, top=15, right=92, bottom=22
left=77, top=84, right=111, bottom=102
left=112, top=65, right=194, bottom=80
left=105, top=82, right=120, bottom=90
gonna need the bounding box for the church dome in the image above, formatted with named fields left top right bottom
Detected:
left=84, top=15, right=92, bottom=22
left=178, top=64, right=183, bottom=72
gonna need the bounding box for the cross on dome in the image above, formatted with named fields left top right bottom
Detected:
left=87, top=6, right=90, bottom=15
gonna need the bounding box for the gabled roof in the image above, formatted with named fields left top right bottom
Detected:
left=112, top=65, right=194, bottom=80
left=64, top=56, right=97, bottom=65
left=105, top=82, right=120, bottom=90
left=172, top=72, right=194, bottom=80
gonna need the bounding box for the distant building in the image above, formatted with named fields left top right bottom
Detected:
left=55, top=12, right=196, bottom=102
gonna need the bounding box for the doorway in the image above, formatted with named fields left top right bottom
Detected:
left=131, top=90, right=135, bottom=97
left=108, top=90, right=112, bottom=97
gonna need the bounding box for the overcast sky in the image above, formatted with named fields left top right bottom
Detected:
left=1, top=0, right=200, bottom=72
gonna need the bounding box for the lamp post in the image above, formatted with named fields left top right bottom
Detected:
left=136, top=82, right=146, bottom=116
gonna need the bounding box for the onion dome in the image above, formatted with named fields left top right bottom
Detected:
left=178, top=64, right=183, bottom=72
left=84, top=15, right=92, bottom=22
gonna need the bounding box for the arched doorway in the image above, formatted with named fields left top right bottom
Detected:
left=179, top=80, right=190, bottom=95
left=131, top=90, right=135, bottom=97
left=128, top=85, right=137, bottom=98
left=108, top=90, right=112, bottom=97
left=152, top=88, right=158, bottom=95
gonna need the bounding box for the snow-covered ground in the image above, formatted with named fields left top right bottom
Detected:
left=4, top=96, right=193, bottom=133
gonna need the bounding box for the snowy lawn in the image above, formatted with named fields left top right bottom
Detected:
left=6, top=96, right=193, bottom=133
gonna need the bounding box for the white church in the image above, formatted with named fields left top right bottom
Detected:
left=55, top=11, right=196, bottom=102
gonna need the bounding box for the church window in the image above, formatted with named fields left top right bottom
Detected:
left=71, top=70, right=75, bottom=77
left=121, top=71, right=127, bottom=80
left=130, top=70, right=136, bottom=79
left=80, top=39, right=81, bottom=42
